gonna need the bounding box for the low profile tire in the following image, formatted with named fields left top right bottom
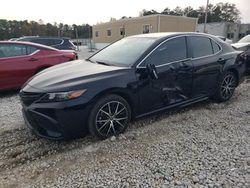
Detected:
left=214, top=71, right=237, bottom=102
left=88, top=94, right=131, bottom=139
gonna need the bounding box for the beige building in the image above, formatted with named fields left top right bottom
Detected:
left=93, top=14, right=198, bottom=49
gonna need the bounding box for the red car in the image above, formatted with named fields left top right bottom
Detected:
left=0, top=41, right=76, bottom=91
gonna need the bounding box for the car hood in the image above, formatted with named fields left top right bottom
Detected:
left=232, top=42, right=250, bottom=49
left=24, top=60, right=128, bottom=92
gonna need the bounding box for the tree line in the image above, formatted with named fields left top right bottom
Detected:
left=139, top=2, right=241, bottom=24
left=0, top=2, right=240, bottom=40
left=0, top=19, right=92, bottom=40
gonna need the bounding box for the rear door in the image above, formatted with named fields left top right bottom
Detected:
left=187, top=36, right=222, bottom=97
left=0, top=44, right=40, bottom=90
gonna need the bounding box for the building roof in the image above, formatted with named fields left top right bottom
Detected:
left=94, top=14, right=197, bottom=26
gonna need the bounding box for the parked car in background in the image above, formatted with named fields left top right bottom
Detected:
left=0, top=41, right=76, bottom=91
left=232, top=35, right=250, bottom=72
left=16, top=36, right=77, bottom=51
left=216, top=36, right=233, bottom=44
left=20, top=32, right=246, bottom=140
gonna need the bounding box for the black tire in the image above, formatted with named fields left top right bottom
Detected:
left=88, top=94, right=131, bottom=139
left=214, top=71, right=237, bottom=102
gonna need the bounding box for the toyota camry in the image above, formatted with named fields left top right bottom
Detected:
left=20, top=32, right=246, bottom=140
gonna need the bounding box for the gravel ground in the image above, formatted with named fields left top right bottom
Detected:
left=0, top=48, right=250, bottom=187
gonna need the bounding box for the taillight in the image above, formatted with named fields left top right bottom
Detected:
left=240, top=52, right=247, bottom=60
left=63, top=53, right=76, bottom=61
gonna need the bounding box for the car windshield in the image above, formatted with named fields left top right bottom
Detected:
left=238, top=35, right=250, bottom=43
left=89, top=37, right=157, bottom=67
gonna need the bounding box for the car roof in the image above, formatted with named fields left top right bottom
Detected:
left=0, top=41, right=59, bottom=51
left=18, top=36, right=70, bottom=40
left=128, top=32, right=217, bottom=40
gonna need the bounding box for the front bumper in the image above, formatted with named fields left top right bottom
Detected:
left=21, top=96, right=92, bottom=140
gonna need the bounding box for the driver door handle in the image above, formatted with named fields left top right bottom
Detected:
left=29, top=58, right=38, bottom=62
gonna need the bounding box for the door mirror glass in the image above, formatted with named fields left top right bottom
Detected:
left=146, top=64, right=158, bottom=79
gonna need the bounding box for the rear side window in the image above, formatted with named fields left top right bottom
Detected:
left=32, top=39, right=51, bottom=45
left=211, top=40, right=221, bottom=54
left=189, top=36, right=213, bottom=58
left=142, top=36, right=187, bottom=66
left=27, top=46, right=38, bottom=54
left=51, top=39, right=63, bottom=46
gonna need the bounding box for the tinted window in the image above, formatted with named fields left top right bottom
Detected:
left=27, top=46, right=38, bottom=54
left=0, top=44, right=27, bottom=58
left=211, top=40, right=220, bottom=53
left=52, top=39, right=63, bottom=45
left=189, top=36, right=213, bottom=58
left=32, top=39, right=50, bottom=45
left=142, top=37, right=187, bottom=66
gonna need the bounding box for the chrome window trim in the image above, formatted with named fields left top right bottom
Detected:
left=188, top=35, right=222, bottom=61
left=0, top=49, right=40, bottom=60
left=136, top=34, right=222, bottom=69
left=51, top=39, right=64, bottom=47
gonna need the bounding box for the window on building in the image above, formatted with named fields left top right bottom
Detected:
left=95, top=31, right=99, bottom=37
left=238, top=33, right=246, bottom=39
left=120, top=27, right=125, bottom=36
left=227, top=33, right=234, bottom=39
left=188, top=36, right=213, bottom=58
left=107, top=29, right=111, bottom=36
left=143, top=25, right=150, bottom=34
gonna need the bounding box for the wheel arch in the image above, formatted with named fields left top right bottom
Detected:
left=225, top=68, right=240, bottom=86
left=89, top=88, right=138, bottom=119
left=35, top=66, right=51, bottom=74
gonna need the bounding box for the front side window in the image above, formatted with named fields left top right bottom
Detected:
left=143, top=25, right=150, bottom=34
left=189, top=36, right=213, bottom=58
left=141, top=37, right=187, bottom=67
left=0, top=44, right=27, bottom=58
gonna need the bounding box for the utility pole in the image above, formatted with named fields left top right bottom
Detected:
left=75, top=27, right=79, bottom=51
left=203, top=0, right=209, bottom=33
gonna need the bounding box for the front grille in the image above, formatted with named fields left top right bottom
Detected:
left=20, top=92, right=44, bottom=106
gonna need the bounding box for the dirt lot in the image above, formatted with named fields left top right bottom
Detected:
left=0, top=48, right=250, bottom=187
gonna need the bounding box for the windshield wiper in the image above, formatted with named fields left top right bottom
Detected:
left=86, top=59, right=95, bottom=63
left=96, top=61, right=111, bottom=66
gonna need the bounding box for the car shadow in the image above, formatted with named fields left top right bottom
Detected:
left=0, top=90, right=20, bottom=98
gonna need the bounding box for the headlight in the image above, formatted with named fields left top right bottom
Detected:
left=39, top=89, right=86, bottom=102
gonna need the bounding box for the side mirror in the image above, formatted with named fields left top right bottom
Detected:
left=146, top=64, right=158, bottom=79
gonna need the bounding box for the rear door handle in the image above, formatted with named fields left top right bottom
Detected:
left=29, top=58, right=38, bottom=62
left=218, top=58, right=225, bottom=62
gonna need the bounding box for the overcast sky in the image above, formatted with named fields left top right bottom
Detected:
left=1, top=0, right=249, bottom=25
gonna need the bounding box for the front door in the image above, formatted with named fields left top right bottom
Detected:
left=136, top=36, right=193, bottom=114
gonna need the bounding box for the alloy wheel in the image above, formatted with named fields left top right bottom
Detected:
left=95, top=101, right=129, bottom=137
left=220, top=73, right=236, bottom=100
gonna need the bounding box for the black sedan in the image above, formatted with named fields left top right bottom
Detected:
left=20, top=32, right=246, bottom=140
